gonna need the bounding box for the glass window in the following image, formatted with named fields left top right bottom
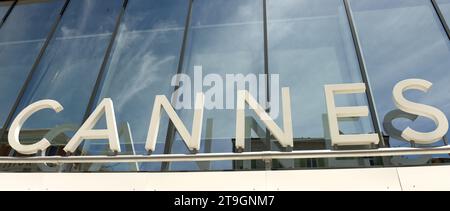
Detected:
left=0, top=0, right=65, bottom=129
left=267, top=0, right=375, bottom=147
left=436, top=0, right=450, bottom=24
left=12, top=0, right=123, bottom=148
left=349, top=0, right=450, bottom=151
left=0, top=1, right=13, bottom=21
left=89, top=0, right=190, bottom=171
left=167, top=0, right=265, bottom=171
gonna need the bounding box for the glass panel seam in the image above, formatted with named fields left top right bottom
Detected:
left=82, top=0, right=129, bottom=123
left=0, top=0, right=71, bottom=140
left=343, top=0, right=385, bottom=147
left=431, top=0, right=450, bottom=40
left=161, top=0, right=194, bottom=171
left=0, top=0, right=17, bottom=29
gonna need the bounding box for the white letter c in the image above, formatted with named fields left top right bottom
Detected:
left=8, top=100, right=63, bottom=155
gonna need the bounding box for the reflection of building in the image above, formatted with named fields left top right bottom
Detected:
left=0, top=0, right=449, bottom=190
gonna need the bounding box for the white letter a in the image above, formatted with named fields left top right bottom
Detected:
left=64, top=98, right=120, bottom=153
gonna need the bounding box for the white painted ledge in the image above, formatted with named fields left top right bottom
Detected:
left=0, top=165, right=449, bottom=191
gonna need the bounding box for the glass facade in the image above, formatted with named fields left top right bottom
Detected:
left=350, top=0, right=450, bottom=149
left=0, top=0, right=449, bottom=172
left=267, top=0, right=374, bottom=143
left=437, top=0, right=450, bottom=24
left=15, top=0, right=123, bottom=143
left=0, top=1, right=12, bottom=20
left=172, top=0, right=265, bottom=171
left=0, top=0, right=64, bottom=128
left=93, top=0, right=189, bottom=171
left=267, top=0, right=378, bottom=169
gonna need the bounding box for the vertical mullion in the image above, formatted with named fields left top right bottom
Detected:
left=263, top=0, right=269, bottom=79
left=161, top=0, right=194, bottom=171
left=65, top=0, right=128, bottom=172
left=343, top=0, right=386, bottom=148
left=263, top=0, right=273, bottom=153
left=82, top=0, right=129, bottom=123
left=0, top=0, right=17, bottom=29
left=75, top=0, right=127, bottom=159
left=175, top=0, right=193, bottom=77
left=0, top=0, right=71, bottom=145
left=431, top=0, right=450, bottom=40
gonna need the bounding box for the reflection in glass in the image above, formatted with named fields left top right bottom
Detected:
left=349, top=0, right=450, bottom=150
left=0, top=0, right=64, bottom=129
left=13, top=0, right=123, bottom=149
left=0, top=1, right=12, bottom=21
left=437, top=0, right=450, bottom=24
left=169, top=0, right=266, bottom=171
left=0, top=0, right=447, bottom=173
left=92, top=0, right=190, bottom=171
left=267, top=0, right=375, bottom=146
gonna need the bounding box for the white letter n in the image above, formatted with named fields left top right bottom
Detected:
left=145, top=93, right=204, bottom=153
left=236, top=88, right=293, bottom=151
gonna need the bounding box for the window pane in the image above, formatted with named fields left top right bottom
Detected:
left=267, top=0, right=375, bottom=145
left=0, top=0, right=64, bottom=128
left=350, top=0, right=450, bottom=149
left=91, top=0, right=189, bottom=171
left=437, top=0, right=450, bottom=24
left=170, top=0, right=265, bottom=171
left=0, top=1, right=12, bottom=20
left=12, top=0, right=123, bottom=148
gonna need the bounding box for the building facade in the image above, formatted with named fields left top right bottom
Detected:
left=0, top=0, right=450, bottom=190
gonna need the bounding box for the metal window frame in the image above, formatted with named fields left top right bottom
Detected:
left=3, top=0, right=450, bottom=171
left=262, top=0, right=385, bottom=149
left=161, top=0, right=194, bottom=171
left=343, top=0, right=386, bottom=148
left=58, top=0, right=194, bottom=171
left=263, top=0, right=269, bottom=81
left=432, top=0, right=450, bottom=40
left=0, top=0, right=71, bottom=142
left=82, top=0, right=129, bottom=123
left=0, top=146, right=449, bottom=164
left=344, top=0, right=450, bottom=149
left=0, top=0, right=16, bottom=29
left=161, top=0, right=272, bottom=171
left=263, top=0, right=273, bottom=152
left=60, top=0, right=130, bottom=172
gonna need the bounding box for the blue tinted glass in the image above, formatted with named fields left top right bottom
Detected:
left=0, top=1, right=12, bottom=20
left=0, top=0, right=64, bottom=128
left=169, top=0, right=265, bottom=171
left=437, top=0, right=450, bottom=23
left=267, top=0, right=375, bottom=143
left=16, top=0, right=123, bottom=135
left=179, top=0, right=264, bottom=138
left=350, top=0, right=450, bottom=148
left=91, top=0, right=189, bottom=171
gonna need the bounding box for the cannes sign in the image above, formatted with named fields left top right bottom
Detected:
left=7, top=78, right=449, bottom=155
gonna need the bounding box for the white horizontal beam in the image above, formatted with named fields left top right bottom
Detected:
left=0, top=146, right=449, bottom=164
left=3, top=166, right=450, bottom=190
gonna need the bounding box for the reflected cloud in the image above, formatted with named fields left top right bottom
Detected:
left=351, top=0, right=450, bottom=148
left=267, top=0, right=373, bottom=139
